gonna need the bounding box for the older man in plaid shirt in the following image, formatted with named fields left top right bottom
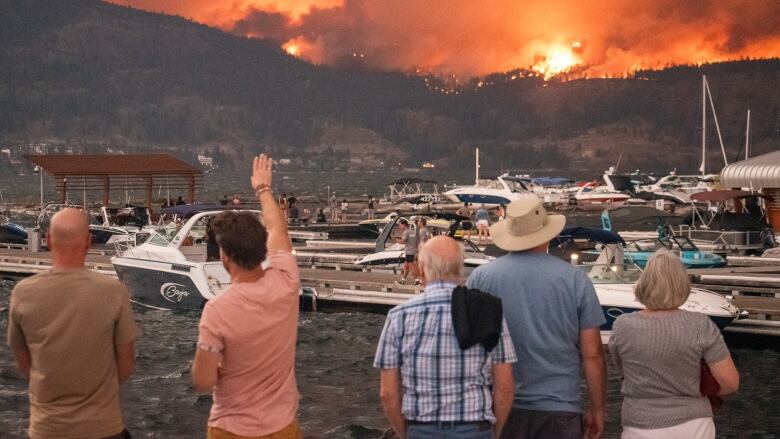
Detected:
left=374, top=236, right=517, bottom=439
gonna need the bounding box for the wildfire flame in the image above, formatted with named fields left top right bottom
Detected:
left=532, top=42, right=583, bottom=79
left=107, top=1, right=780, bottom=78
left=285, top=43, right=299, bottom=56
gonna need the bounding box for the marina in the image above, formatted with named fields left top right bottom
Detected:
left=0, top=243, right=778, bottom=337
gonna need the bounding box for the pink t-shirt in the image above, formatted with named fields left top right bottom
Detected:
left=197, top=251, right=300, bottom=436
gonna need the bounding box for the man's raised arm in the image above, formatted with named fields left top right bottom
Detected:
left=251, top=154, right=292, bottom=254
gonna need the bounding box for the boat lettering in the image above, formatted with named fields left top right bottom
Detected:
left=161, top=282, right=190, bottom=303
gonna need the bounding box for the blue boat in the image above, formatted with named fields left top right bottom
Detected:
left=623, top=236, right=726, bottom=269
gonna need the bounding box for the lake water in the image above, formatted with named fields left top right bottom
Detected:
left=0, top=282, right=778, bottom=438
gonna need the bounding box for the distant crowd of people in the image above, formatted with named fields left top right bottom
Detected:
left=8, top=154, right=739, bottom=439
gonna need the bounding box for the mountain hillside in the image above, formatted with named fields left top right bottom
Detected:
left=1, top=0, right=779, bottom=176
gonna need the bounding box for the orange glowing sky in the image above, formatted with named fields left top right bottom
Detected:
left=108, top=0, right=780, bottom=77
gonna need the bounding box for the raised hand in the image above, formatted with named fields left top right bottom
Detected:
left=251, top=154, right=273, bottom=191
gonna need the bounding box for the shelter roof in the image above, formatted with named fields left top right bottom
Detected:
left=24, top=154, right=201, bottom=176
left=690, top=190, right=769, bottom=203
left=720, top=150, right=780, bottom=189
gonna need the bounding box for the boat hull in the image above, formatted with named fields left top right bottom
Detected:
left=595, top=283, right=738, bottom=343
left=451, top=193, right=514, bottom=206
left=112, top=257, right=216, bottom=310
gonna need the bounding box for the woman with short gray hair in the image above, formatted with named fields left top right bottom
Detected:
left=609, top=250, right=739, bottom=439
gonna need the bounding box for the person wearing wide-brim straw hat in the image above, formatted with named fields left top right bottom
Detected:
left=488, top=198, right=566, bottom=252
left=467, top=197, right=607, bottom=439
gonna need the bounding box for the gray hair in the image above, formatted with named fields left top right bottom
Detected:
left=634, top=249, right=690, bottom=310
left=417, top=240, right=464, bottom=281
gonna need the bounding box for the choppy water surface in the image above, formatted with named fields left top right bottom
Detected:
left=1, top=283, right=778, bottom=438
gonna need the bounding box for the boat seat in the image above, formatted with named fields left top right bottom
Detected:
left=180, top=244, right=207, bottom=262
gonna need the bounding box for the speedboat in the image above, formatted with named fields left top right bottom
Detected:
left=445, top=174, right=537, bottom=206
left=355, top=240, right=493, bottom=268
left=358, top=212, right=455, bottom=236
left=580, top=243, right=740, bottom=343
left=640, top=173, right=718, bottom=195
left=621, top=237, right=726, bottom=269
left=574, top=170, right=632, bottom=209
left=36, top=203, right=136, bottom=246
left=354, top=214, right=492, bottom=267
left=585, top=261, right=741, bottom=343
left=527, top=177, right=577, bottom=206
left=111, top=210, right=235, bottom=309
left=471, top=235, right=741, bottom=343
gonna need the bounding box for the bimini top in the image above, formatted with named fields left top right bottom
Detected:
left=721, top=150, right=780, bottom=189
left=690, top=190, right=769, bottom=203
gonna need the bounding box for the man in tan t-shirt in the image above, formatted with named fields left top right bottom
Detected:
left=7, top=208, right=138, bottom=439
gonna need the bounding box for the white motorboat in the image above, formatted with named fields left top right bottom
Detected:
left=640, top=173, right=717, bottom=197
left=580, top=261, right=740, bottom=343
left=445, top=173, right=537, bottom=206
left=526, top=177, right=577, bottom=206
left=574, top=169, right=632, bottom=209
left=111, top=210, right=235, bottom=309
left=468, top=243, right=742, bottom=343
left=354, top=240, right=493, bottom=268
left=354, top=213, right=493, bottom=267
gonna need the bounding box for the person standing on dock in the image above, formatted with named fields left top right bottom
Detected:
left=7, top=208, right=138, bottom=439
left=415, top=218, right=432, bottom=283
left=475, top=204, right=490, bottom=243
left=278, top=193, right=288, bottom=221
left=340, top=198, right=349, bottom=223
left=367, top=195, right=376, bottom=220
left=191, top=154, right=301, bottom=439
left=457, top=202, right=474, bottom=240
left=396, top=218, right=419, bottom=285
left=467, top=198, right=607, bottom=439
left=329, top=193, right=338, bottom=222
left=375, top=236, right=517, bottom=439
left=609, top=251, right=739, bottom=439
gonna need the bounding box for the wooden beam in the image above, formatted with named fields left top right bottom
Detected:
left=102, top=176, right=110, bottom=207
left=187, top=174, right=195, bottom=204
left=145, top=176, right=153, bottom=213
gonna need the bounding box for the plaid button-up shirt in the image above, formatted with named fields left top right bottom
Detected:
left=374, top=281, right=517, bottom=422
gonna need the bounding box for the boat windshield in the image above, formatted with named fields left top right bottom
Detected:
left=579, top=263, right=643, bottom=284
left=476, top=179, right=505, bottom=190
left=145, top=232, right=171, bottom=247
left=505, top=180, right=528, bottom=192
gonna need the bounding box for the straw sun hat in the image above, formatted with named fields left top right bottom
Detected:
left=490, top=198, right=566, bottom=252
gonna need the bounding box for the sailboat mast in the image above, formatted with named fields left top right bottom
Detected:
left=745, top=109, right=751, bottom=160
left=475, top=147, right=480, bottom=184
left=704, top=78, right=728, bottom=167
left=700, top=75, right=706, bottom=176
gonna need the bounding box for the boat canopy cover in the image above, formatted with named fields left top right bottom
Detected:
left=690, top=190, right=769, bottom=203
left=608, top=206, right=680, bottom=221
left=161, top=204, right=244, bottom=218
left=721, top=149, right=780, bottom=189
left=552, top=227, right=625, bottom=246
left=531, top=177, right=574, bottom=186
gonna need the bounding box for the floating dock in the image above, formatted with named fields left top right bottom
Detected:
left=0, top=248, right=777, bottom=336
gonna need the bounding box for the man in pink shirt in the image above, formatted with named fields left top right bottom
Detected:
left=192, top=154, right=301, bottom=439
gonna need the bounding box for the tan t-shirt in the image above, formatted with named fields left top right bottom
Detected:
left=7, top=268, right=138, bottom=439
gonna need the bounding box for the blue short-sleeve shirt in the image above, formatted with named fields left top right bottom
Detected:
left=467, top=252, right=605, bottom=413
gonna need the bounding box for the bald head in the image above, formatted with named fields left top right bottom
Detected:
left=48, top=208, right=90, bottom=253
left=418, top=236, right=464, bottom=282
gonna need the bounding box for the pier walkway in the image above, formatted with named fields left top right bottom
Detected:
left=0, top=248, right=777, bottom=335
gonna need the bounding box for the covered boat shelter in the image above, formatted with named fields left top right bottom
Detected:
left=24, top=154, right=202, bottom=211
left=721, top=150, right=780, bottom=231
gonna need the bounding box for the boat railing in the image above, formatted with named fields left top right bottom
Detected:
left=675, top=225, right=765, bottom=249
